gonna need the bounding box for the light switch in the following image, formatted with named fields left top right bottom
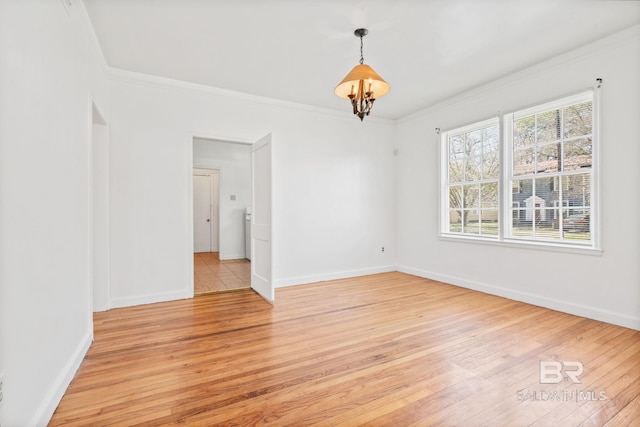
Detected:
left=230, top=195, right=236, bottom=201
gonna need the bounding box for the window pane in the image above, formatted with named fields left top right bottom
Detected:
left=562, top=208, right=590, bottom=241
left=536, top=211, right=561, bottom=240
left=535, top=177, right=558, bottom=203
left=506, top=91, right=594, bottom=246
left=536, top=109, right=561, bottom=144
left=443, top=119, right=500, bottom=240
left=483, top=126, right=499, bottom=152
left=449, top=159, right=464, bottom=183
left=564, top=102, right=592, bottom=139
left=468, top=130, right=483, bottom=155
left=480, top=210, right=499, bottom=235
left=534, top=178, right=559, bottom=235
left=449, top=135, right=465, bottom=159
left=512, top=212, right=533, bottom=237
left=512, top=180, right=522, bottom=194
left=536, top=143, right=560, bottom=173
left=465, top=211, right=480, bottom=235
left=512, top=178, right=532, bottom=211
left=465, top=156, right=481, bottom=181
left=463, top=184, right=480, bottom=209
left=483, top=151, right=499, bottom=179
left=449, top=186, right=463, bottom=209
left=513, top=147, right=535, bottom=176
left=563, top=138, right=592, bottom=171
left=512, top=203, right=526, bottom=224
left=514, top=115, right=535, bottom=148
left=481, top=182, right=498, bottom=208
left=562, top=174, right=590, bottom=207
left=449, top=210, right=463, bottom=233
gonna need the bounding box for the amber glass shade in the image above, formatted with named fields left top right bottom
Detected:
left=334, top=64, right=390, bottom=99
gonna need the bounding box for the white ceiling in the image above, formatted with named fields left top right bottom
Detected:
left=83, top=0, right=640, bottom=120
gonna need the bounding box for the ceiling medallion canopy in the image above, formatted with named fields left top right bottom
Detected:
left=335, top=28, right=390, bottom=121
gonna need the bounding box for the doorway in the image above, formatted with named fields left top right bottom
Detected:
left=192, top=138, right=253, bottom=294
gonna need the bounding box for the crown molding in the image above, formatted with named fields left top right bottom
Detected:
left=76, top=0, right=394, bottom=125
left=106, top=67, right=396, bottom=126
left=398, top=24, right=640, bottom=125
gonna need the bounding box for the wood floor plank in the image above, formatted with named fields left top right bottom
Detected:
left=602, top=394, right=640, bottom=426
left=49, top=272, right=640, bottom=426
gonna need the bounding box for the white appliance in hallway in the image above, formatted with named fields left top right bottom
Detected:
left=245, top=206, right=252, bottom=260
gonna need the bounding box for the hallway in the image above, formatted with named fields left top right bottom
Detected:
left=194, top=252, right=251, bottom=294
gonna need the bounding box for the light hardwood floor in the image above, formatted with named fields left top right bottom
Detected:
left=194, top=251, right=250, bottom=294
left=50, top=272, right=640, bottom=426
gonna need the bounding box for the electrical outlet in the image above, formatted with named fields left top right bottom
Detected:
left=381, top=246, right=385, bottom=252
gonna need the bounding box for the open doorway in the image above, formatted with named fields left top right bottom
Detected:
left=192, top=138, right=251, bottom=294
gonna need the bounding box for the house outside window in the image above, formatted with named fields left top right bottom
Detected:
left=506, top=92, right=594, bottom=245
left=441, top=90, right=597, bottom=250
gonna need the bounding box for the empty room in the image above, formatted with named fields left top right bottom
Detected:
left=1, top=1, right=639, bottom=426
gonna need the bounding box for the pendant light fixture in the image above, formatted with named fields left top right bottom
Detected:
left=335, top=28, right=390, bottom=121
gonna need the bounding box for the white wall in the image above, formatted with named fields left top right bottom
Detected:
left=107, top=72, right=396, bottom=307
left=193, top=138, right=251, bottom=259
left=0, top=1, right=108, bottom=425
left=395, top=26, right=640, bottom=330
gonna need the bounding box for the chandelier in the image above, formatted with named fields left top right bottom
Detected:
left=334, top=28, right=390, bottom=121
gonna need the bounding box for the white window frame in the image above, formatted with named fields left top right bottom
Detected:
left=440, top=117, right=500, bottom=240
left=439, top=89, right=601, bottom=255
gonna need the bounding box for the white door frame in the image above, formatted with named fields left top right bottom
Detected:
left=188, top=132, right=273, bottom=300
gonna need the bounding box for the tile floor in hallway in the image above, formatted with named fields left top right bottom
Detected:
left=194, top=252, right=251, bottom=294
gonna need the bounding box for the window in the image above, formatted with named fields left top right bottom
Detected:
left=507, top=92, right=593, bottom=244
left=442, top=118, right=500, bottom=238
left=441, top=91, right=597, bottom=249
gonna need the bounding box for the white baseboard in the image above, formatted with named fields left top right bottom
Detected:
left=219, top=254, right=248, bottom=261
left=30, top=328, right=93, bottom=427
left=397, top=265, right=640, bottom=331
left=274, top=265, right=396, bottom=288
left=110, top=289, right=191, bottom=309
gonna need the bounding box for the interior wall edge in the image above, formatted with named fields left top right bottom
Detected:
left=29, top=328, right=93, bottom=427
left=274, top=265, right=397, bottom=288
left=109, top=289, right=192, bottom=309
left=397, top=265, right=640, bottom=331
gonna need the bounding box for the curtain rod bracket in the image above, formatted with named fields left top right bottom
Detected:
left=596, top=78, right=603, bottom=88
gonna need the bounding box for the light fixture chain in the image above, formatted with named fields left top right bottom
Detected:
left=359, top=35, right=364, bottom=64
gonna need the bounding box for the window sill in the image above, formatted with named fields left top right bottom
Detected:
left=438, top=233, right=603, bottom=256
